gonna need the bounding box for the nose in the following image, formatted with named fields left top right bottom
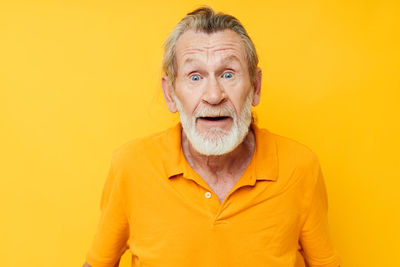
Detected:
left=202, top=75, right=226, bottom=105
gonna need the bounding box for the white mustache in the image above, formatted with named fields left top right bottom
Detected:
left=194, top=105, right=235, bottom=118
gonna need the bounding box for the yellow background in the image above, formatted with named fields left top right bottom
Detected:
left=1, top=0, right=399, bottom=266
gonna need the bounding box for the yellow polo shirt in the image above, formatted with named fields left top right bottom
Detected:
left=86, top=124, right=340, bottom=267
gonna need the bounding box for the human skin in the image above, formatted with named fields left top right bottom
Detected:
left=161, top=29, right=262, bottom=202
left=83, top=29, right=263, bottom=266
left=162, top=29, right=261, bottom=134
left=83, top=29, right=340, bottom=267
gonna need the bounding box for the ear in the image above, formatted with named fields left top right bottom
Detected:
left=161, top=76, right=178, bottom=113
left=251, top=67, right=262, bottom=106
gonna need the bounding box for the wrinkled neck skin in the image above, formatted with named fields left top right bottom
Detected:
left=181, top=128, right=255, bottom=181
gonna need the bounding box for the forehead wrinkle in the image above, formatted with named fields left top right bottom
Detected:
left=176, top=29, right=247, bottom=62
left=181, top=43, right=241, bottom=56
left=181, top=48, right=243, bottom=67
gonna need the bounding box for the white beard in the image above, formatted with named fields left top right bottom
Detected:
left=173, top=91, right=253, bottom=156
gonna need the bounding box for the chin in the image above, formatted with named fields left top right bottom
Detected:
left=174, top=90, right=253, bottom=156
left=187, top=124, right=250, bottom=156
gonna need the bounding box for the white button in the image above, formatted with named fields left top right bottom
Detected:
left=205, top=192, right=212, bottom=198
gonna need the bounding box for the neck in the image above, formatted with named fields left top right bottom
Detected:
left=181, top=127, right=255, bottom=176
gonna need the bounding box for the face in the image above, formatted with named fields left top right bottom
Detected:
left=162, top=29, right=262, bottom=155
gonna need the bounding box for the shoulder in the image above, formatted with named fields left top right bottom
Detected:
left=273, top=132, right=319, bottom=165
left=254, top=125, right=322, bottom=183
left=255, top=125, right=319, bottom=162
left=109, top=125, right=180, bottom=171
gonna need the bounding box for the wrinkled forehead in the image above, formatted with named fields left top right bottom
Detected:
left=175, top=29, right=248, bottom=67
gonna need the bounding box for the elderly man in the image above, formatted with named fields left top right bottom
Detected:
left=83, top=7, right=340, bottom=267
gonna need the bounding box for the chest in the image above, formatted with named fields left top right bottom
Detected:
left=193, top=166, right=247, bottom=203
left=203, top=175, right=240, bottom=203
left=126, top=176, right=303, bottom=267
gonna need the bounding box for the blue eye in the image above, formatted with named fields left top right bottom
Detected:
left=190, top=75, right=201, bottom=81
left=223, top=72, right=233, bottom=79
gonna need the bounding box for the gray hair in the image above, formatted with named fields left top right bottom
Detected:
left=162, top=7, right=259, bottom=87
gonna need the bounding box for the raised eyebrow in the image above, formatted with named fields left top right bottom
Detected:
left=217, top=56, right=241, bottom=74
left=182, top=57, right=198, bottom=66
left=183, top=55, right=241, bottom=65
left=221, top=55, right=241, bottom=64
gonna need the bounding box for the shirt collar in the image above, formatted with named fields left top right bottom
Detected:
left=163, top=123, right=278, bottom=183
left=250, top=123, right=278, bottom=182
left=162, top=123, right=185, bottom=179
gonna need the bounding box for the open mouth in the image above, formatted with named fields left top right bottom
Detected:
left=199, top=116, right=230, bottom=121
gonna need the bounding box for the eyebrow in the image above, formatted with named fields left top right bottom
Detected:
left=221, top=55, right=241, bottom=64
left=182, top=57, right=197, bottom=65
left=182, top=54, right=242, bottom=66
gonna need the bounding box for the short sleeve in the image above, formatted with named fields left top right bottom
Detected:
left=86, top=158, right=129, bottom=267
left=299, top=164, right=340, bottom=267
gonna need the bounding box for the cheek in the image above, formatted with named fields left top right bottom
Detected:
left=175, top=90, right=201, bottom=116
left=228, top=87, right=252, bottom=115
